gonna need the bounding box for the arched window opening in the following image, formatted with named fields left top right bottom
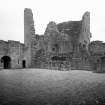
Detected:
left=52, top=44, right=59, bottom=52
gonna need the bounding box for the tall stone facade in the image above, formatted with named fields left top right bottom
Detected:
left=89, top=41, right=105, bottom=72
left=24, top=8, right=35, bottom=68
left=0, top=8, right=105, bottom=72
left=30, top=10, right=92, bottom=70
left=0, top=40, right=24, bottom=69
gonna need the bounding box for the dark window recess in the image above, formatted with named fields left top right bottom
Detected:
left=101, top=57, right=105, bottom=62
left=54, top=44, right=59, bottom=49
left=97, top=59, right=100, bottom=63
left=79, top=43, right=82, bottom=48
left=52, top=48, right=55, bottom=51
left=83, top=44, right=86, bottom=48
left=85, top=57, right=87, bottom=61
left=52, top=44, right=59, bottom=52
left=51, top=56, right=66, bottom=61
left=18, top=60, right=19, bottom=64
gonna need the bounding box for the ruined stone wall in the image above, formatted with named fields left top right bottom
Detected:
left=8, top=41, right=24, bottom=68
left=72, top=12, right=92, bottom=70
left=31, top=35, right=45, bottom=68
left=32, top=22, right=74, bottom=70
left=0, top=9, right=94, bottom=70
left=88, top=41, right=105, bottom=64
left=57, top=21, right=82, bottom=53
left=0, top=40, right=8, bottom=68
left=30, top=18, right=92, bottom=70
left=24, top=8, right=35, bottom=47
left=24, top=8, right=35, bottom=68
left=0, top=40, right=25, bottom=69
left=89, top=41, right=105, bottom=55
left=88, top=41, right=105, bottom=72
left=45, top=22, right=73, bottom=53
left=45, top=34, right=73, bottom=54
left=79, top=12, right=91, bottom=50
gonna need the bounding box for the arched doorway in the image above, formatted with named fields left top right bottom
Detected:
left=101, top=56, right=105, bottom=62
left=101, top=56, right=105, bottom=72
left=22, top=60, right=26, bottom=68
left=1, top=56, right=11, bottom=69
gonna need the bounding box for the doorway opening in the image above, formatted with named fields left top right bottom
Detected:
left=22, top=60, right=26, bottom=68
left=1, top=56, right=11, bottom=69
left=101, top=57, right=105, bottom=63
left=100, top=56, right=105, bottom=71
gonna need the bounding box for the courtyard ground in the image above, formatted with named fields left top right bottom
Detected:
left=0, top=69, right=105, bottom=105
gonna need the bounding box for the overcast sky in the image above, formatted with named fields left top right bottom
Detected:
left=0, top=0, right=105, bottom=43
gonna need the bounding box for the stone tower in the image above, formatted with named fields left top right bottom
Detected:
left=24, top=8, right=35, bottom=47
left=24, top=8, right=35, bottom=67
left=79, top=11, right=91, bottom=50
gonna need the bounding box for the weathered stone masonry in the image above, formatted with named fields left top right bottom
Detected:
left=0, top=40, right=25, bottom=69
left=0, top=8, right=105, bottom=72
left=30, top=11, right=91, bottom=70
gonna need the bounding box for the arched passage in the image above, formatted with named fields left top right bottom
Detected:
left=22, top=60, right=26, bottom=68
left=97, top=56, right=105, bottom=72
left=1, top=56, right=11, bottom=69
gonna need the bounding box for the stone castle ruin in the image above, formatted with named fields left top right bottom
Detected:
left=0, top=8, right=105, bottom=72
